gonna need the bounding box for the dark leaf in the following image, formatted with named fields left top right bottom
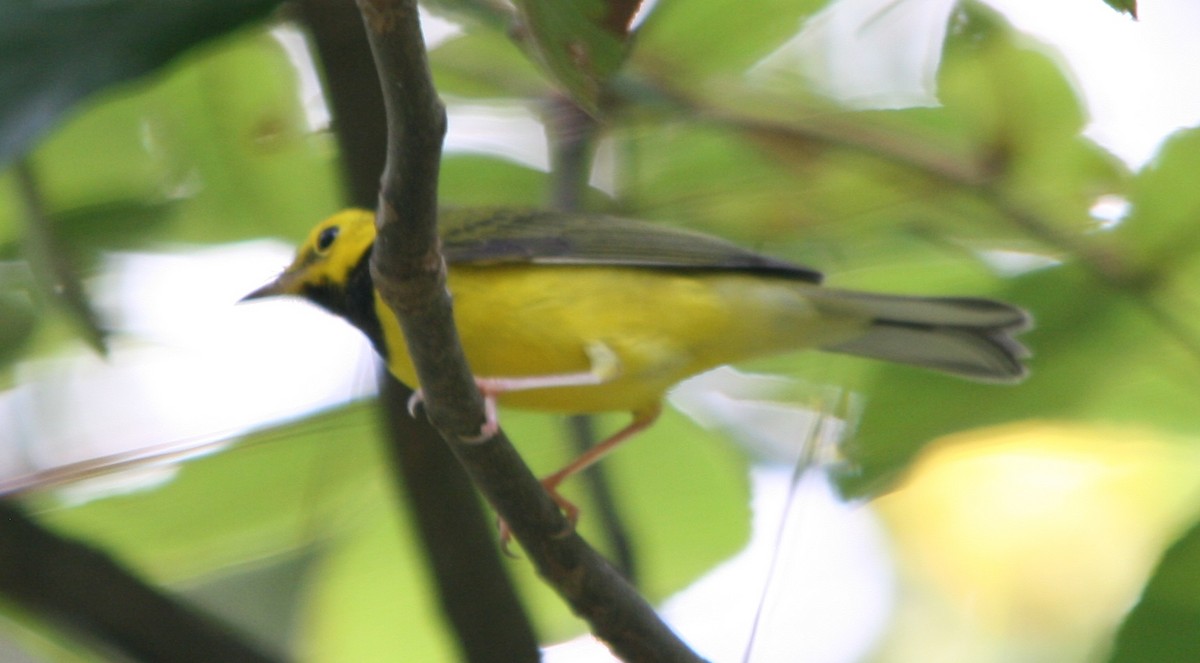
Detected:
left=1107, top=520, right=1200, bottom=663
left=0, top=0, right=282, bottom=166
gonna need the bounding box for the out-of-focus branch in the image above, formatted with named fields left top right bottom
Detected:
left=378, top=374, right=540, bottom=662
left=294, top=0, right=387, bottom=208
left=543, top=93, right=638, bottom=581
left=0, top=501, right=281, bottom=663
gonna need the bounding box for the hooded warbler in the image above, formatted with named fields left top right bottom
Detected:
left=245, top=208, right=1029, bottom=516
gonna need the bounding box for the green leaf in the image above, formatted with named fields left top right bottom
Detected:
left=421, top=0, right=515, bottom=32
left=622, top=4, right=1127, bottom=256
left=616, top=113, right=1016, bottom=258
left=440, top=154, right=552, bottom=206
left=14, top=160, right=108, bottom=355
left=510, top=0, right=636, bottom=112
left=493, top=408, right=751, bottom=635
left=1107, top=519, right=1200, bottom=663
left=581, top=409, right=751, bottom=601
left=432, top=29, right=551, bottom=100
left=3, top=27, right=344, bottom=247
left=440, top=154, right=615, bottom=210
left=633, top=0, right=827, bottom=83
left=937, top=3, right=1129, bottom=234
left=32, top=402, right=384, bottom=582
left=1103, top=0, right=1138, bottom=19
left=1119, top=127, right=1200, bottom=273
left=0, top=0, right=282, bottom=167
left=0, top=287, right=36, bottom=372
left=302, top=507, right=461, bottom=662
left=837, top=262, right=1200, bottom=497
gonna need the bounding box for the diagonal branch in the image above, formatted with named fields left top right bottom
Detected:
left=296, top=1, right=539, bottom=658
left=353, top=0, right=704, bottom=659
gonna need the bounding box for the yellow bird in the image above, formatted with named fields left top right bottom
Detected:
left=245, top=208, right=1029, bottom=520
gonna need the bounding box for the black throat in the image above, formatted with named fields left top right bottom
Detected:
left=301, top=250, right=389, bottom=359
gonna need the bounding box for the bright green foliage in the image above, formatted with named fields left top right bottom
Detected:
left=1, top=0, right=1198, bottom=661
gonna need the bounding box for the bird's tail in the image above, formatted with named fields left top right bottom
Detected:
left=810, top=289, right=1032, bottom=382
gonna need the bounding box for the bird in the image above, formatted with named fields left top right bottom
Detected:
left=244, top=207, right=1030, bottom=525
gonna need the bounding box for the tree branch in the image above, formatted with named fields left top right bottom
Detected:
left=297, top=2, right=538, bottom=659
left=353, top=1, right=703, bottom=659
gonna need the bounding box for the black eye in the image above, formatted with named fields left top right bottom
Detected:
left=316, top=226, right=339, bottom=252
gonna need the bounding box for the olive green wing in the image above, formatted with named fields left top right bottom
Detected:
left=438, top=208, right=822, bottom=283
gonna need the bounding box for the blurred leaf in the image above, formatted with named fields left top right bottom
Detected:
left=494, top=408, right=752, bottom=634
left=838, top=262, right=1200, bottom=496
left=14, top=160, right=108, bottom=355
left=600, top=408, right=751, bottom=600
left=432, top=29, right=552, bottom=99
left=617, top=115, right=1006, bottom=260
left=0, top=0, right=282, bottom=167
left=1, top=27, right=344, bottom=247
left=32, top=402, right=383, bottom=581
left=0, top=288, right=37, bottom=371
left=440, top=153, right=614, bottom=209
left=1108, top=519, right=1200, bottom=663
left=33, top=200, right=180, bottom=256
left=876, top=423, right=1200, bottom=662
left=1104, top=0, right=1137, bottom=19
left=622, top=3, right=1127, bottom=262
left=440, top=154, right=551, bottom=206
left=302, top=504, right=460, bottom=663
left=633, top=0, right=826, bottom=83
left=421, top=0, right=515, bottom=32
left=1119, top=127, right=1200, bottom=272
left=936, top=3, right=1129, bottom=235
left=511, top=0, right=637, bottom=112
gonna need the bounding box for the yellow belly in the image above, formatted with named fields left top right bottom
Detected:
left=375, top=265, right=870, bottom=414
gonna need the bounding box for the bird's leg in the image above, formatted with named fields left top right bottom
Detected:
left=406, top=341, right=621, bottom=441
left=399, top=341, right=662, bottom=552
left=497, top=404, right=663, bottom=553
left=539, top=403, right=663, bottom=517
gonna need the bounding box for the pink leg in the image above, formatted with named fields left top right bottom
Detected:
left=498, top=404, right=663, bottom=552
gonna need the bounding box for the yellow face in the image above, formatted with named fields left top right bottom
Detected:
left=244, top=209, right=378, bottom=300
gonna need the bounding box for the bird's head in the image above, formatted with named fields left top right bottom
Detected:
left=242, top=209, right=378, bottom=306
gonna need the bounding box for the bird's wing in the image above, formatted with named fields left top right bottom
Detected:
left=439, top=208, right=822, bottom=283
